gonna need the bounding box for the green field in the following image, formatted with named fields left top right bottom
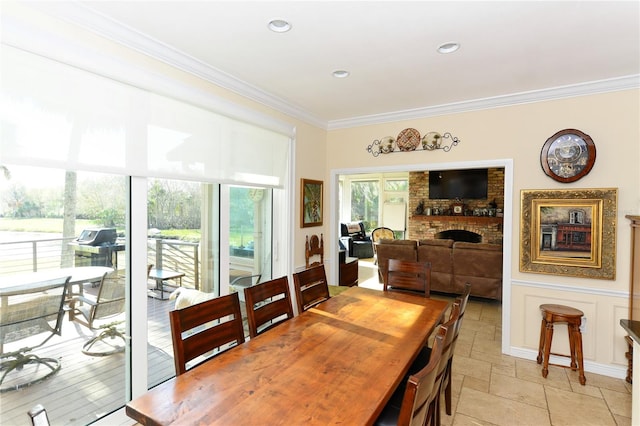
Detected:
left=0, top=217, right=97, bottom=235
left=0, top=218, right=241, bottom=244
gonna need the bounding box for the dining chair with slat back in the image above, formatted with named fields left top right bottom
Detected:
left=384, top=258, right=431, bottom=297
left=244, top=276, right=294, bottom=338
left=443, top=282, right=471, bottom=417
left=292, top=264, right=330, bottom=313
left=398, top=300, right=461, bottom=426
left=305, top=234, right=324, bottom=268
left=375, top=324, right=449, bottom=426
left=169, top=292, right=245, bottom=375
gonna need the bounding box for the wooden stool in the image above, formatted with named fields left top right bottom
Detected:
left=536, top=304, right=586, bottom=385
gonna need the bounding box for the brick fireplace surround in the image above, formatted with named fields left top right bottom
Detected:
left=407, top=168, right=504, bottom=244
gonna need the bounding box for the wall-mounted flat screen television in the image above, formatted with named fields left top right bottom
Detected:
left=428, top=168, right=488, bottom=200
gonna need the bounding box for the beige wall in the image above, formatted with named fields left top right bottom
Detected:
left=325, top=90, right=640, bottom=377
left=11, top=2, right=639, bottom=377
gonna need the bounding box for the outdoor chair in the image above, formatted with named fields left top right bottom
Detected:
left=69, top=271, right=126, bottom=356
left=0, top=276, right=70, bottom=392
left=229, top=274, right=262, bottom=303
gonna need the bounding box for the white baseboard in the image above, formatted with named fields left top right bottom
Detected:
left=509, top=346, right=628, bottom=380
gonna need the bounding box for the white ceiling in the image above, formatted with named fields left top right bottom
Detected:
left=28, top=1, right=640, bottom=129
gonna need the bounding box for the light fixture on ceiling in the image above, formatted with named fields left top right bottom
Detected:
left=268, top=19, right=291, bottom=33
left=332, top=70, right=350, bottom=78
left=437, top=42, right=460, bottom=54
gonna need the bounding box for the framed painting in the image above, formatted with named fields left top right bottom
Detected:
left=520, top=188, right=617, bottom=279
left=301, top=179, right=323, bottom=228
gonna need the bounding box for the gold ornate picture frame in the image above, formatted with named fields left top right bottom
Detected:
left=301, top=179, right=323, bottom=228
left=520, top=188, right=617, bottom=279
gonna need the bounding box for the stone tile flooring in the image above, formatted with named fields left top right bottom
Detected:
left=357, top=260, right=633, bottom=426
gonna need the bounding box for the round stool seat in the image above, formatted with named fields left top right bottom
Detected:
left=536, top=304, right=586, bottom=385
left=540, top=304, right=584, bottom=319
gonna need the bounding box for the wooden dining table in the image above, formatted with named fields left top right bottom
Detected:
left=125, top=286, right=450, bottom=425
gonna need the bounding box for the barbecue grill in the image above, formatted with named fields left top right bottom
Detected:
left=69, top=228, right=124, bottom=267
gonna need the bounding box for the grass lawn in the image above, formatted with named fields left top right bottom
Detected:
left=0, top=217, right=97, bottom=235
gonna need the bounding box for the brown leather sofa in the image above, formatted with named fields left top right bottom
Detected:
left=375, top=238, right=503, bottom=301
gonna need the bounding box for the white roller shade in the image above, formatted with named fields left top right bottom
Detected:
left=1, top=45, right=290, bottom=187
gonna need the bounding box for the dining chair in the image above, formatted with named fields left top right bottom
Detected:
left=374, top=324, right=449, bottom=426
left=443, top=283, right=471, bottom=416
left=405, top=289, right=466, bottom=426
left=384, top=258, right=431, bottom=297
left=305, top=233, right=324, bottom=268
left=169, top=292, right=245, bottom=375
left=292, top=264, right=330, bottom=313
left=0, top=276, right=70, bottom=392
left=244, top=276, right=294, bottom=338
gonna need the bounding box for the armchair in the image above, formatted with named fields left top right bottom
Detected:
left=340, top=222, right=374, bottom=259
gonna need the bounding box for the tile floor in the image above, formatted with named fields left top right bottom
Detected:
left=357, top=260, right=634, bottom=426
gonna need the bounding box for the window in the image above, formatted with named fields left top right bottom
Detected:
left=350, top=180, right=379, bottom=232
left=1, top=37, right=292, bottom=423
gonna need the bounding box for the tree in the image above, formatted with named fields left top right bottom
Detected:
left=61, top=171, right=77, bottom=267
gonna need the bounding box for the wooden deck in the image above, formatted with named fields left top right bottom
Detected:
left=1, top=285, right=177, bottom=425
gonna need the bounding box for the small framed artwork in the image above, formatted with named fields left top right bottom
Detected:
left=520, top=188, right=617, bottom=279
left=301, top=179, right=323, bottom=228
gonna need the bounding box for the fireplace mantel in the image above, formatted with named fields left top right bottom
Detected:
left=411, top=215, right=503, bottom=225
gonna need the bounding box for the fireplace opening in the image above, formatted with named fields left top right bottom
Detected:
left=436, top=229, right=482, bottom=243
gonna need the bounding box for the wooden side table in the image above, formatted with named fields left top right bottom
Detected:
left=339, top=256, right=358, bottom=287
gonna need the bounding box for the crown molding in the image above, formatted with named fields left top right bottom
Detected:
left=31, top=2, right=327, bottom=129
left=29, top=3, right=640, bottom=132
left=328, top=75, right=640, bottom=130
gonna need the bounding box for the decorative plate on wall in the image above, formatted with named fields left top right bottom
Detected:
left=396, top=128, right=421, bottom=151
left=540, top=128, right=596, bottom=183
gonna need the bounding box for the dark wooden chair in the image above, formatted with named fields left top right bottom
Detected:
left=169, top=292, right=245, bottom=375
left=384, top=258, right=431, bottom=297
left=293, top=264, right=330, bottom=313
left=244, top=276, right=294, bottom=338
left=305, top=233, right=324, bottom=268
left=407, top=283, right=471, bottom=422
left=375, top=324, right=450, bottom=426
left=442, top=283, right=471, bottom=416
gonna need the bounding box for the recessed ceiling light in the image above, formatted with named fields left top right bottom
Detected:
left=268, top=19, right=291, bottom=33
left=437, top=42, right=460, bottom=54
left=332, top=70, right=350, bottom=78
